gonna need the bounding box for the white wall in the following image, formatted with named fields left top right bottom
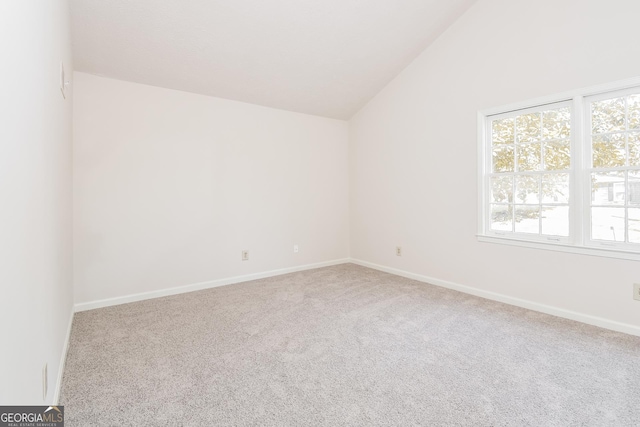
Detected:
left=349, top=0, right=640, bottom=330
left=0, top=1, right=73, bottom=404
left=73, top=73, right=349, bottom=305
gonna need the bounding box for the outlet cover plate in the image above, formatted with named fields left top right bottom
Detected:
left=634, top=283, right=640, bottom=301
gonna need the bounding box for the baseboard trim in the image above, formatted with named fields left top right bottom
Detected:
left=349, top=258, right=640, bottom=337
left=53, top=307, right=74, bottom=404
left=74, top=258, right=350, bottom=312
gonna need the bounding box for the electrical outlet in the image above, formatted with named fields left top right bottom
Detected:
left=634, top=283, right=640, bottom=301
left=396, top=246, right=402, bottom=256
left=293, top=244, right=299, bottom=253
left=43, top=363, right=48, bottom=400
left=241, top=250, right=249, bottom=261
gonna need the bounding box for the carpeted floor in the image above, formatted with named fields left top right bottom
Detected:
left=60, top=264, right=640, bottom=426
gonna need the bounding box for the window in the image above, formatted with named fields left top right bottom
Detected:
left=587, top=91, right=640, bottom=245
left=479, top=79, right=640, bottom=259
left=488, top=103, right=571, bottom=239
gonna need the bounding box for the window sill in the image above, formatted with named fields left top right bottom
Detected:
left=477, top=235, right=640, bottom=261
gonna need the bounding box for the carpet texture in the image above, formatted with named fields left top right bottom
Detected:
left=60, top=264, right=640, bottom=426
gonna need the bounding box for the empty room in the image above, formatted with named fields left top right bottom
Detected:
left=2, top=0, right=640, bottom=425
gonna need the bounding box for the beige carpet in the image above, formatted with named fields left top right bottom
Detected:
left=60, top=264, right=640, bottom=426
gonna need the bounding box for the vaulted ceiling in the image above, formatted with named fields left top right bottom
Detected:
left=71, top=0, right=476, bottom=119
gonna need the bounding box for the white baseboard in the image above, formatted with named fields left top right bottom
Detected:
left=73, top=256, right=639, bottom=335
left=74, top=258, right=350, bottom=312
left=350, top=258, right=640, bottom=337
left=53, top=307, right=74, bottom=405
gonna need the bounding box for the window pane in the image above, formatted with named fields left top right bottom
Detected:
left=542, top=173, right=569, bottom=203
left=543, top=107, right=571, bottom=123
left=492, top=117, right=515, bottom=144
left=492, top=146, right=514, bottom=172
left=629, top=208, right=640, bottom=243
left=491, top=204, right=512, bottom=231
left=629, top=132, right=640, bottom=166
left=592, top=133, right=625, bottom=168
left=629, top=95, right=640, bottom=130
left=543, top=107, right=571, bottom=140
left=517, top=143, right=541, bottom=171
left=541, top=205, right=569, bottom=236
left=516, top=113, right=541, bottom=143
left=515, top=175, right=539, bottom=204
left=515, top=205, right=540, bottom=234
left=629, top=171, right=640, bottom=205
left=544, top=140, right=570, bottom=170
left=592, top=172, right=625, bottom=205
left=592, top=97, right=625, bottom=134
left=591, top=207, right=625, bottom=242
left=491, top=176, right=513, bottom=203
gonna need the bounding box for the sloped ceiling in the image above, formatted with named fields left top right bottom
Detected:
left=71, top=0, right=476, bottom=119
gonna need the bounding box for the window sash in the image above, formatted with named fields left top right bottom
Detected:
left=484, top=101, right=573, bottom=243
left=584, top=87, right=640, bottom=250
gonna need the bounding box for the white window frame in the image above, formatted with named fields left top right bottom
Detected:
left=482, top=101, right=574, bottom=244
left=477, top=76, right=640, bottom=261
left=583, top=87, right=640, bottom=252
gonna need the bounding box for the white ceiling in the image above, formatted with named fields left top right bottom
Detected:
left=71, top=0, right=476, bottom=119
